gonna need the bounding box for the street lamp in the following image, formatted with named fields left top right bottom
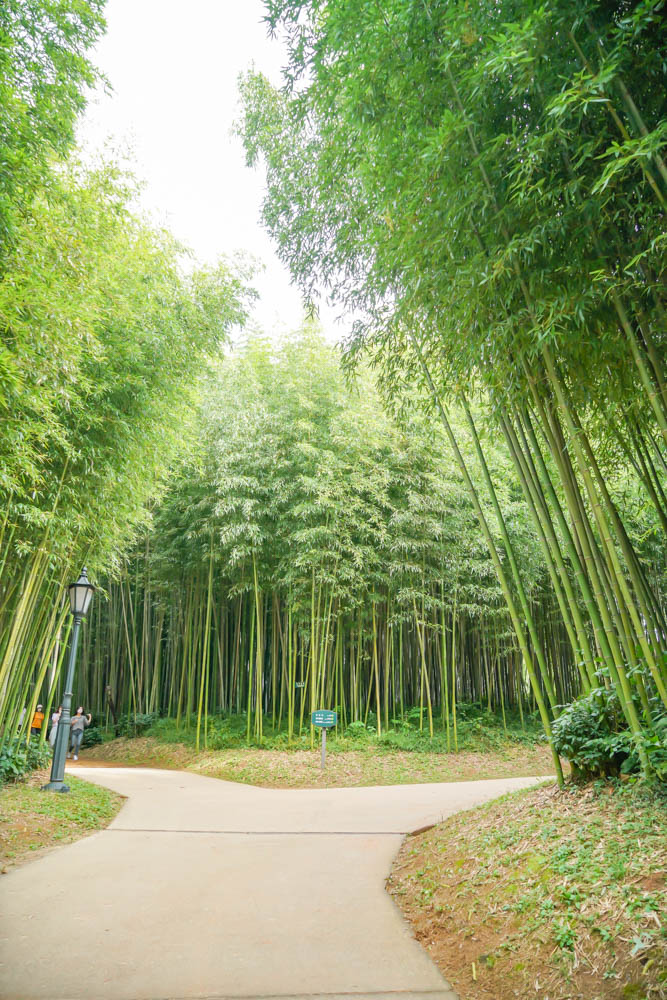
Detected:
left=42, top=568, right=95, bottom=793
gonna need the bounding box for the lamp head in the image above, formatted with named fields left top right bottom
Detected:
left=68, top=567, right=95, bottom=617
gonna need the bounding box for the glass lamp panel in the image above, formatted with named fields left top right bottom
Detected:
left=80, top=584, right=94, bottom=615
left=68, top=571, right=95, bottom=615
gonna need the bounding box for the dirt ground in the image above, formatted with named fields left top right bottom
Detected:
left=389, top=782, right=667, bottom=1000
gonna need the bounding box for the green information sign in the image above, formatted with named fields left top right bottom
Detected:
left=312, top=709, right=337, bottom=769
left=311, top=709, right=337, bottom=728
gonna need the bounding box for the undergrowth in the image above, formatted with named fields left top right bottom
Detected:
left=98, top=703, right=544, bottom=755
left=0, top=737, right=52, bottom=784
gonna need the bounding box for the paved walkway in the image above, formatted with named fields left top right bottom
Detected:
left=0, top=768, right=548, bottom=1000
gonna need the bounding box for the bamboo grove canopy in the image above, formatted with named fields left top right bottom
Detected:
left=76, top=331, right=566, bottom=745
left=236, top=0, right=667, bottom=776
left=2, top=0, right=666, bottom=785
left=74, top=331, right=663, bottom=781
left=0, top=1, right=252, bottom=744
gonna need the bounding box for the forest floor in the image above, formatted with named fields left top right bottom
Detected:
left=389, top=779, right=667, bottom=1000
left=81, top=736, right=558, bottom=787
left=0, top=769, right=123, bottom=870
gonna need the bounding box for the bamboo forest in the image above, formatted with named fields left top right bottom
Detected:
left=2, top=0, right=667, bottom=790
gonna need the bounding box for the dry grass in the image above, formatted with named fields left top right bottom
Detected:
left=389, top=781, right=667, bottom=1000
left=82, top=736, right=557, bottom=787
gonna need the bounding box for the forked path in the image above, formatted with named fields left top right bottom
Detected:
left=1, top=768, right=548, bottom=1000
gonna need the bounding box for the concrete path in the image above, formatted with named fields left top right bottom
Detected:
left=0, top=768, right=548, bottom=1000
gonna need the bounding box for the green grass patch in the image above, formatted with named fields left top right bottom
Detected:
left=0, top=773, right=123, bottom=868
left=84, top=704, right=554, bottom=788
left=84, top=734, right=556, bottom=788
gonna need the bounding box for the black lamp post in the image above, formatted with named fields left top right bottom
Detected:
left=42, top=568, right=95, bottom=793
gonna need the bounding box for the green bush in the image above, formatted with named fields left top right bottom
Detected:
left=81, top=725, right=104, bottom=749
left=118, top=712, right=159, bottom=738
left=0, top=737, right=52, bottom=784
left=205, top=719, right=233, bottom=750
left=552, top=685, right=629, bottom=780
left=623, top=716, right=667, bottom=783
left=345, top=721, right=373, bottom=739
left=552, top=682, right=667, bottom=781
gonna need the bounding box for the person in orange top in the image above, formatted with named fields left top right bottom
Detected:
left=30, top=705, right=45, bottom=736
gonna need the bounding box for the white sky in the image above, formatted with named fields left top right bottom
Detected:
left=79, top=0, right=344, bottom=341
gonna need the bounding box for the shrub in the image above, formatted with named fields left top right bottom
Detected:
left=205, top=720, right=232, bottom=750
left=118, top=712, right=159, bottom=738
left=345, top=721, right=372, bottom=740
left=552, top=683, right=667, bottom=781
left=623, top=718, right=667, bottom=783
left=81, top=725, right=104, bottom=749
left=0, top=737, right=52, bottom=784
left=452, top=701, right=486, bottom=720
left=379, top=728, right=423, bottom=751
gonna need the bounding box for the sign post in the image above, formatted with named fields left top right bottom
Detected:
left=311, top=709, right=337, bottom=769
